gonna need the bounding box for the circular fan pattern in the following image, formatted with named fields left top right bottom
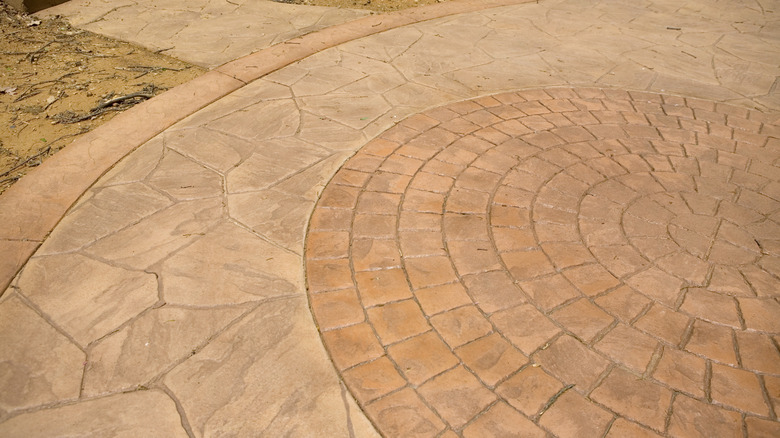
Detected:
left=305, top=88, right=780, bottom=437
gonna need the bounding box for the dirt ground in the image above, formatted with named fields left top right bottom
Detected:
left=0, top=0, right=203, bottom=194
left=0, top=0, right=440, bottom=195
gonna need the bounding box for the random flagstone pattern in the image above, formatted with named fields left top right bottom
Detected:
left=39, top=0, right=370, bottom=68
left=1, top=0, right=779, bottom=436
left=306, top=88, right=780, bottom=437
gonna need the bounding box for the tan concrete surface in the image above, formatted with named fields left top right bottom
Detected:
left=37, top=0, right=371, bottom=68
left=1, top=0, right=778, bottom=436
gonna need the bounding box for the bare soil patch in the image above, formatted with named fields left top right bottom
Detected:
left=0, top=0, right=203, bottom=194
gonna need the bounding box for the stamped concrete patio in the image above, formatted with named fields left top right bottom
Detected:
left=0, top=0, right=778, bottom=436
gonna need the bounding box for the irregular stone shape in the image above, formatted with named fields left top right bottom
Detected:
left=160, top=222, right=303, bottom=306
left=394, top=32, right=493, bottom=79
left=37, top=182, right=172, bottom=255
left=0, top=294, right=84, bottom=415
left=164, top=128, right=255, bottom=174
left=83, top=304, right=251, bottom=396
left=35, top=0, right=137, bottom=27
left=450, top=56, right=563, bottom=94
left=540, top=43, right=615, bottom=83
left=165, top=297, right=374, bottom=437
left=624, top=45, right=718, bottom=85
left=226, top=137, right=330, bottom=193
left=290, top=65, right=365, bottom=97
left=272, top=151, right=351, bottom=201
left=97, top=135, right=164, bottom=187
left=0, top=390, right=188, bottom=438
left=338, top=26, right=423, bottom=62
left=206, top=99, right=300, bottom=141
left=147, top=150, right=223, bottom=200
left=229, top=189, right=315, bottom=253
left=0, top=240, right=38, bottom=292
left=297, top=112, right=368, bottom=152
left=336, top=54, right=408, bottom=94
left=84, top=198, right=224, bottom=269
left=169, top=79, right=289, bottom=130
left=716, top=33, right=780, bottom=66
left=18, top=254, right=158, bottom=347
left=299, top=95, right=392, bottom=130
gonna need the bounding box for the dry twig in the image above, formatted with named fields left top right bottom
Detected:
left=53, top=84, right=159, bottom=124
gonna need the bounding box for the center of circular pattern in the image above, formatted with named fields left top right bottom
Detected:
left=305, top=88, right=780, bottom=437
left=623, top=179, right=774, bottom=262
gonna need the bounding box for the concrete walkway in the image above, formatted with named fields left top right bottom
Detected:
left=37, top=0, right=371, bottom=68
left=1, top=0, right=779, bottom=436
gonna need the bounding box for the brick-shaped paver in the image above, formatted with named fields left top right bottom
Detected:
left=305, top=88, right=780, bottom=436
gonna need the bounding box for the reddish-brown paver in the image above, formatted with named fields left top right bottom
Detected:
left=305, top=88, right=780, bottom=436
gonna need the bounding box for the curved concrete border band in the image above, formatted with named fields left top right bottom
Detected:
left=0, top=0, right=534, bottom=292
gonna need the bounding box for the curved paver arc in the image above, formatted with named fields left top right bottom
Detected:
left=305, top=87, right=780, bottom=437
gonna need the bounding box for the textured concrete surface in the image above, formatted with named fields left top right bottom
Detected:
left=0, top=0, right=778, bottom=436
left=38, top=0, right=371, bottom=68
